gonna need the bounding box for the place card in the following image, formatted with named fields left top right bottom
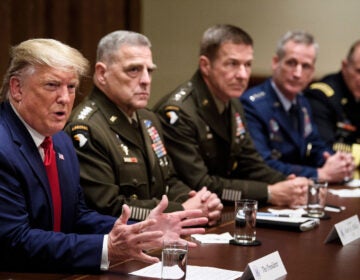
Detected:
left=241, top=251, right=287, bottom=280
left=324, top=215, right=360, bottom=245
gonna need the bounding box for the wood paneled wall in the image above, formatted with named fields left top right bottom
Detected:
left=0, top=0, right=140, bottom=104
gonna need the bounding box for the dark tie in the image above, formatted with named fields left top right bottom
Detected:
left=221, top=105, right=231, bottom=131
left=41, top=137, right=62, bottom=232
left=289, top=104, right=300, bottom=132
left=131, top=119, right=138, bottom=129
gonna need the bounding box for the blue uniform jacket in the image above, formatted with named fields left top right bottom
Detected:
left=0, top=101, right=116, bottom=272
left=240, top=79, right=331, bottom=178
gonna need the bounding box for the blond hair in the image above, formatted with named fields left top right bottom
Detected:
left=0, top=38, right=89, bottom=101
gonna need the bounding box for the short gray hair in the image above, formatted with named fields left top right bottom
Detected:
left=0, top=38, right=89, bottom=101
left=96, top=30, right=151, bottom=64
left=276, top=31, right=319, bottom=60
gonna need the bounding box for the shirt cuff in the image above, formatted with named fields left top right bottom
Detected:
left=100, top=234, right=110, bottom=271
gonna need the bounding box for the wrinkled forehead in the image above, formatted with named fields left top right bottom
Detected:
left=282, top=41, right=316, bottom=63
left=22, top=64, right=79, bottom=84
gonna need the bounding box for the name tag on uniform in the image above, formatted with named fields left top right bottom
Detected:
left=324, top=215, right=360, bottom=245
left=241, top=251, right=287, bottom=280
left=124, top=157, right=138, bottom=163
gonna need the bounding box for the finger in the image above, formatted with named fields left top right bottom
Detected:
left=188, top=190, right=197, bottom=198
left=287, top=174, right=296, bottom=180
left=132, top=218, right=157, bottom=233
left=200, top=190, right=211, bottom=202
left=119, top=204, right=131, bottom=225
left=151, top=195, right=169, bottom=216
left=180, top=217, right=208, bottom=228
left=207, top=197, right=222, bottom=209
left=180, top=227, right=206, bottom=236
left=131, top=230, right=163, bottom=245
left=176, top=209, right=203, bottom=220
left=135, top=252, right=160, bottom=264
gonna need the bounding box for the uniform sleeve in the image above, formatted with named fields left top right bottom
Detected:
left=305, top=86, right=337, bottom=147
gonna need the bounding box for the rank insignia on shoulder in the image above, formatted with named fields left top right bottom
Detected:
left=172, top=90, right=187, bottom=101
left=76, top=106, right=93, bottom=120
left=249, top=91, right=265, bottom=102
left=309, top=82, right=334, bottom=97
left=110, top=115, right=118, bottom=123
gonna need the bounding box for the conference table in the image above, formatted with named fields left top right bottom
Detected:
left=0, top=185, right=359, bottom=280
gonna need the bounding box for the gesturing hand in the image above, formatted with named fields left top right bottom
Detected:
left=147, top=195, right=208, bottom=248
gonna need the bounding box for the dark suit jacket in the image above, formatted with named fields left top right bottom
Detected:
left=241, top=78, right=331, bottom=178
left=0, top=101, right=116, bottom=272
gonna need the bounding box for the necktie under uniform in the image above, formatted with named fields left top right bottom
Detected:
left=41, top=136, right=62, bottom=231
left=289, top=104, right=300, bottom=133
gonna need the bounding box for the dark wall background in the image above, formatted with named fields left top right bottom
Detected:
left=0, top=0, right=140, bottom=105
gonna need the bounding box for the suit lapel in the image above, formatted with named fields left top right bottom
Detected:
left=4, top=102, right=53, bottom=205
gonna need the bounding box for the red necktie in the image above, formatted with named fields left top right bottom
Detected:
left=41, top=137, right=62, bottom=232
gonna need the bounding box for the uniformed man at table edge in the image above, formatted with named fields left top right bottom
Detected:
left=65, top=30, right=222, bottom=225
left=154, top=24, right=309, bottom=207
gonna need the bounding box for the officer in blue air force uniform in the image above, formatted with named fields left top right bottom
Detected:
left=241, top=78, right=330, bottom=178
left=241, top=30, right=354, bottom=183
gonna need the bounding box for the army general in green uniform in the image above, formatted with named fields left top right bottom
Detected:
left=154, top=24, right=309, bottom=207
left=65, top=30, right=222, bottom=225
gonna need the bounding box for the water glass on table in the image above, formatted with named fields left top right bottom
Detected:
left=161, top=240, right=188, bottom=280
left=307, top=178, right=328, bottom=218
left=234, top=199, right=258, bottom=244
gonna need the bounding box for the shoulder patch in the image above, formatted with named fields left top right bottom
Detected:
left=70, top=124, right=89, bottom=149
left=309, top=82, right=334, bottom=97
left=164, top=106, right=180, bottom=125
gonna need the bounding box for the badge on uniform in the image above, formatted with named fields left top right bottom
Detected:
left=269, top=119, right=282, bottom=142
left=116, top=138, right=138, bottom=163
left=164, top=106, right=180, bottom=125
left=235, top=113, right=245, bottom=137
left=71, top=125, right=89, bottom=148
left=302, top=107, right=312, bottom=137
left=145, top=120, right=168, bottom=166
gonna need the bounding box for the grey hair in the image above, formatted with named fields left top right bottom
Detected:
left=96, top=30, right=151, bottom=64
left=200, top=24, right=253, bottom=61
left=346, top=39, right=360, bottom=63
left=0, top=38, right=89, bottom=101
left=276, top=31, right=319, bottom=60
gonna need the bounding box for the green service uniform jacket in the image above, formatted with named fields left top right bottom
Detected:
left=64, top=87, right=190, bottom=220
left=154, top=71, right=286, bottom=205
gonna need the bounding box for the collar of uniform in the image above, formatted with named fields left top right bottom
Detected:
left=209, top=91, right=229, bottom=114
left=116, top=106, right=138, bottom=125
left=270, top=79, right=296, bottom=112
